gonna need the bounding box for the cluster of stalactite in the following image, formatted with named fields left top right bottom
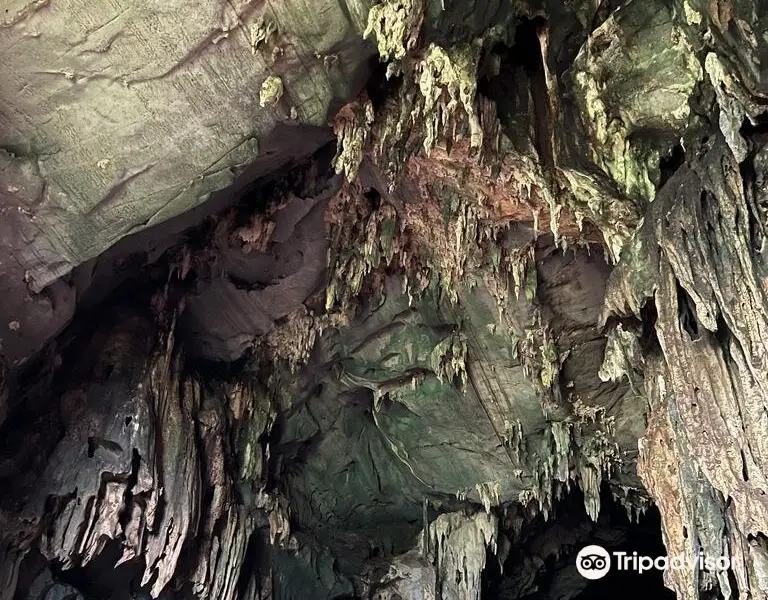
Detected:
left=0, top=304, right=289, bottom=600
left=2, top=0, right=768, bottom=599
left=602, top=134, right=768, bottom=599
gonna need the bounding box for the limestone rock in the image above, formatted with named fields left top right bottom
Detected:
left=0, top=0, right=375, bottom=364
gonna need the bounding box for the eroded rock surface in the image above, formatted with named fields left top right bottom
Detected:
left=2, top=0, right=768, bottom=599
left=0, top=0, right=374, bottom=364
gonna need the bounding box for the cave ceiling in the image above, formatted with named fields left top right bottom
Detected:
left=1, top=0, right=768, bottom=599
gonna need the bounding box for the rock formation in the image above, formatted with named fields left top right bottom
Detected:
left=1, top=0, right=767, bottom=598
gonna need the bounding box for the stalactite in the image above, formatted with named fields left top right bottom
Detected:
left=333, top=98, right=376, bottom=183
left=422, top=511, right=498, bottom=600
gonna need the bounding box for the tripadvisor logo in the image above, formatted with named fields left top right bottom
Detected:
left=576, top=545, right=731, bottom=580
left=576, top=545, right=611, bottom=580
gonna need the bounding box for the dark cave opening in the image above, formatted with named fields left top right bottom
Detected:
left=477, top=16, right=552, bottom=164
left=13, top=542, right=152, bottom=600
left=659, top=143, right=686, bottom=188
left=483, top=486, right=674, bottom=600
left=365, top=57, right=400, bottom=113
left=739, top=112, right=768, bottom=138
left=571, top=497, right=674, bottom=600
left=676, top=281, right=701, bottom=342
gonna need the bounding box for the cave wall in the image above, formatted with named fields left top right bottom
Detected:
left=1, top=0, right=768, bottom=599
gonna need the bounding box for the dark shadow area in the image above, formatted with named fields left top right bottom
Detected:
left=478, top=17, right=552, bottom=164
left=574, top=494, right=673, bottom=600
left=483, top=485, right=674, bottom=599
left=658, top=143, right=685, bottom=188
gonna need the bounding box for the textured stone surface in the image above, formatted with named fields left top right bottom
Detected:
left=605, top=133, right=768, bottom=599
left=2, top=0, right=768, bottom=598
left=0, top=307, right=283, bottom=600
left=0, top=0, right=374, bottom=364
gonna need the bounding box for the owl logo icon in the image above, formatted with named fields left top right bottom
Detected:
left=576, top=545, right=611, bottom=580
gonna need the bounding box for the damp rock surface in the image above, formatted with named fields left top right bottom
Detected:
left=2, top=0, right=768, bottom=599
